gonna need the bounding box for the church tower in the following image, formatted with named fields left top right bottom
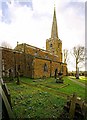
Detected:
left=46, top=6, right=62, bottom=62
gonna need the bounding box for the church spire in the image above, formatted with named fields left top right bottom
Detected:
left=51, top=5, right=58, bottom=38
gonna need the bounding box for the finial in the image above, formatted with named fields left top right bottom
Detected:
left=54, top=0, right=56, bottom=8
left=51, top=0, right=58, bottom=38
left=54, top=0, right=56, bottom=13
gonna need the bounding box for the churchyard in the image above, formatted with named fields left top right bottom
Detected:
left=5, top=76, right=86, bottom=119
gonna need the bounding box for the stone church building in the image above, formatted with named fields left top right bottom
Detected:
left=0, top=7, right=67, bottom=79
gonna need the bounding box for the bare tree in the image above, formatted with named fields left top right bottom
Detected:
left=63, top=49, right=69, bottom=76
left=1, top=41, right=12, bottom=49
left=72, top=46, right=85, bottom=78
left=63, top=49, right=69, bottom=64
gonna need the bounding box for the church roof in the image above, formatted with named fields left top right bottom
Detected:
left=14, top=43, right=61, bottom=62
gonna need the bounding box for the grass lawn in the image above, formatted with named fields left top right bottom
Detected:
left=6, top=76, right=85, bottom=119
left=69, top=76, right=87, bottom=84
left=79, top=76, right=87, bottom=84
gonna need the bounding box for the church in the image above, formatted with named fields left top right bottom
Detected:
left=0, top=7, right=67, bottom=79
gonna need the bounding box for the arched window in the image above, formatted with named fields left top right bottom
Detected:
left=55, top=69, right=58, bottom=79
left=18, top=65, right=20, bottom=71
left=28, top=63, right=30, bottom=71
left=34, top=51, right=38, bottom=56
left=44, top=63, right=48, bottom=72
left=50, top=43, right=52, bottom=48
left=45, top=55, right=48, bottom=59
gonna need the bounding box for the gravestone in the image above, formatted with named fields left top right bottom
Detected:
left=56, top=71, right=63, bottom=83
left=0, top=78, right=15, bottom=119
left=0, top=94, right=2, bottom=120
left=16, top=71, right=20, bottom=85
left=64, top=93, right=86, bottom=120
left=9, top=69, right=13, bottom=81
left=69, top=93, right=77, bottom=120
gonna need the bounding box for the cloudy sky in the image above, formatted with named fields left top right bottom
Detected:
left=0, top=0, right=86, bottom=71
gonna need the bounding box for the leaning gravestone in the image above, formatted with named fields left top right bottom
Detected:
left=69, top=93, right=77, bottom=120
left=0, top=94, right=2, bottom=120
left=0, top=78, right=15, bottom=119
left=64, top=93, right=87, bottom=120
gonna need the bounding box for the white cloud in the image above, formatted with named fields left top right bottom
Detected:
left=57, top=1, right=84, bottom=47
left=0, top=0, right=85, bottom=71
left=0, top=10, right=2, bottom=20
left=0, top=1, right=85, bottom=48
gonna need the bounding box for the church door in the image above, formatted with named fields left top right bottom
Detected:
left=55, top=69, right=58, bottom=79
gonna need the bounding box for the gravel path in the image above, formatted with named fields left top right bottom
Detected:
left=68, top=77, right=85, bottom=88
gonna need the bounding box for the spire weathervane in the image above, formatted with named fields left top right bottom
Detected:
left=54, top=0, right=55, bottom=8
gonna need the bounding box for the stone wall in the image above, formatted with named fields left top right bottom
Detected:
left=2, top=48, right=14, bottom=77
left=2, top=48, right=33, bottom=78
left=46, top=38, right=62, bottom=62
left=24, top=54, right=33, bottom=78
left=33, top=58, right=67, bottom=78
left=15, top=43, right=67, bottom=78
left=15, top=43, right=60, bottom=63
left=2, top=47, right=67, bottom=79
left=33, top=58, right=50, bottom=78
left=51, top=61, right=60, bottom=77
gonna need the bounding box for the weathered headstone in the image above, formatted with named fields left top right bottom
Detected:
left=16, top=71, right=20, bottom=85
left=2, top=83, right=11, bottom=107
left=0, top=94, right=2, bottom=120
left=0, top=78, right=15, bottom=119
left=56, top=71, right=63, bottom=83
left=9, top=69, right=13, bottom=81
left=69, top=93, right=77, bottom=120
left=64, top=93, right=86, bottom=120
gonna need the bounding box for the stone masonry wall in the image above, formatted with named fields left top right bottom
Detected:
left=2, top=47, right=67, bottom=79
left=2, top=48, right=14, bottom=77
left=2, top=48, right=33, bottom=78
left=51, top=61, right=60, bottom=77
left=33, top=58, right=50, bottom=78
left=15, top=44, right=59, bottom=63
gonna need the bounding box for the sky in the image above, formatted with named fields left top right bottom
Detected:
left=0, top=0, right=86, bottom=71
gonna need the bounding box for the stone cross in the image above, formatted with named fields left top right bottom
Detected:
left=69, top=93, right=77, bottom=120
left=69, top=93, right=85, bottom=120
